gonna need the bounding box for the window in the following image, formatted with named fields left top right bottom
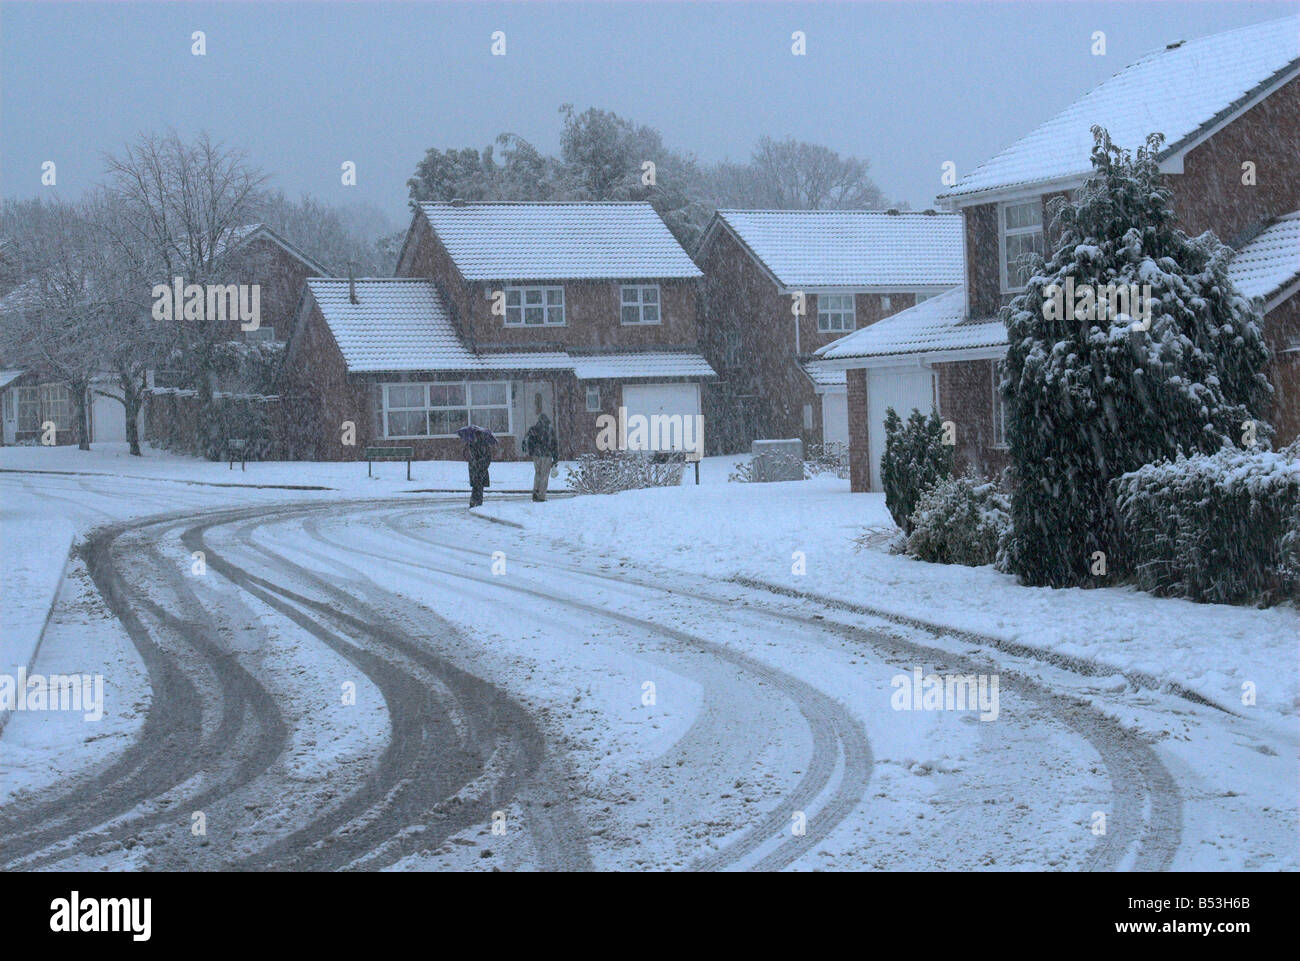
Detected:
left=505, top=286, right=565, bottom=326
left=244, top=325, right=276, bottom=342
left=723, top=330, right=742, bottom=368
left=817, top=293, right=855, bottom=332
left=39, top=384, right=72, bottom=431
left=1001, top=201, right=1044, bottom=292
left=880, top=295, right=892, bottom=312
left=620, top=285, right=661, bottom=325
left=992, top=361, right=1009, bottom=448
left=914, top=292, right=932, bottom=305
left=383, top=381, right=511, bottom=438
left=16, top=387, right=39, bottom=432
left=585, top=386, right=601, bottom=412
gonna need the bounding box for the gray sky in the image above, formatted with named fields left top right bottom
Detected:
left=2, top=0, right=1296, bottom=227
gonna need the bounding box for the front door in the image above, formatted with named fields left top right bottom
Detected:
left=515, top=381, right=556, bottom=455
left=1, top=389, right=16, bottom=445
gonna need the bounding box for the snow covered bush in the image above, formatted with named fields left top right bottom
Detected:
left=1113, top=445, right=1299, bottom=606
left=1001, top=128, right=1273, bottom=588
left=905, top=474, right=1011, bottom=567
left=805, top=442, right=850, bottom=479
left=567, top=451, right=684, bottom=495
left=882, top=407, right=953, bottom=534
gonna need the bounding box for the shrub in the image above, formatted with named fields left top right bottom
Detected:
left=882, top=407, right=953, bottom=534
left=805, top=442, right=850, bottom=479
left=567, top=451, right=685, bottom=495
left=905, top=474, right=1011, bottom=566
left=1112, top=444, right=1299, bottom=606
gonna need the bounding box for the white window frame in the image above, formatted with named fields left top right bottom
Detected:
left=39, top=383, right=72, bottom=431
left=999, top=200, right=1045, bottom=293
left=991, top=361, right=1009, bottom=448
left=880, top=295, right=892, bottom=312
left=504, top=286, right=565, bottom=327
left=585, top=386, right=601, bottom=412
left=16, top=386, right=40, bottom=432
left=723, top=330, right=742, bottom=368
left=620, top=284, right=661, bottom=325
left=817, top=293, right=856, bottom=333
left=382, top=381, right=513, bottom=439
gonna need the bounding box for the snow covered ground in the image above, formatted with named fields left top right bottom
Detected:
left=478, top=475, right=1299, bottom=722
left=1, top=443, right=1295, bottom=871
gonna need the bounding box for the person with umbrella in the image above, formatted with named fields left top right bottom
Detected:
left=457, top=424, right=498, bottom=507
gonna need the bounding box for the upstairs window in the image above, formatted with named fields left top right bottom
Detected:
left=620, top=285, right=661, bottom=325
left=817, top=293, right=856, bottom=332
left=1001, top=201, right=1044, bottom=292
left=505, top=286, right=565, bottom=326
left=586, top=386, right=601, bottom=412
left=723, top=330, right=742, bottom=368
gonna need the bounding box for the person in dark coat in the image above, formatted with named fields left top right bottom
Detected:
left=459, top=426, right=497, bottom=507
left=521, top=412, right=558, bottom=502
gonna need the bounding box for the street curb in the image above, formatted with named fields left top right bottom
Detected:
left=0, top=538, right=75, bottom=738
left=729, top=575, right=1238, bottom=715
left=0, top=467, right=331, bottom=491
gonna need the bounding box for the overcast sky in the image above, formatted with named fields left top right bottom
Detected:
left=2, top=0, right=1296, bottom=227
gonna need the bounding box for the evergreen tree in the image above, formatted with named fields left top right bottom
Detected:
left=1001, top=127, right=1273, bottom=587
left=881, top=406, right=953, bottom=534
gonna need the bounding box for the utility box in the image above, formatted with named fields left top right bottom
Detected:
left=751, top=438, right=805, bottom=482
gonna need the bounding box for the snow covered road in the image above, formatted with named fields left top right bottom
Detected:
left=1, top=473, right=1236, bottom=870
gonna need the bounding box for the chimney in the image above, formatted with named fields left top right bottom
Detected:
left=348, top=262, right=358, bottom=304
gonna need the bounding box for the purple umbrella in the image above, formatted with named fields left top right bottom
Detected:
left=456, top=425, right=498, bottom=446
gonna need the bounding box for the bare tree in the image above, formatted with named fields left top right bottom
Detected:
left=0, top=200, right=108, bottom=450
left=708, top=137, right=891, bottom=210
left=103, top=131, right=269, bottom=453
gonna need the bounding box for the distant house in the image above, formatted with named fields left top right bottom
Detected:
left=693, top=208, right=963, bottom=453
left=280, top=201, right=716, bottom=461
left=818, top=15, right=1300, bottom=492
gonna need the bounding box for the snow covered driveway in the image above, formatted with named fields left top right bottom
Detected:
left=1, top=473, right=1224, bottom=870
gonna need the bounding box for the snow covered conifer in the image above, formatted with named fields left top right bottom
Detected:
left=881, top=406, right=953, bottom=534
left=1001, top=127, right=1273, bottom=587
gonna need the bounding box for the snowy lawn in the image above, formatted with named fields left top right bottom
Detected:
left=479, top=475, right=1299, bottom=720
left=0, top=441, right=559, bottom=494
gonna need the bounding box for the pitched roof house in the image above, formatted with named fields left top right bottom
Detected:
left=818, top=15, right=1300, bottom=492
left=281, top=201, right=716, bottom=461
left=694, top=208, right=963, bottom=453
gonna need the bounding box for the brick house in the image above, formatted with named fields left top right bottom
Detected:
left=694, top=209, right=962, bottom=453
left=279, top=201, right=715, bottom=461
left=142, top=223, right=332, bottom=452
left=818, top=16, right=1300, bottom=493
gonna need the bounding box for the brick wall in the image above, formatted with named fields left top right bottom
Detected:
left=1173, top=76, right=1300, bottom=243
left=935, top=359, right=1010, bottom=479
left=846, top=367, right=870, bottom=492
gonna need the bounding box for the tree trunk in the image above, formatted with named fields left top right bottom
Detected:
left=123, top=372, right=143, bottom=456
left=73, top=380, right=91, bottom=451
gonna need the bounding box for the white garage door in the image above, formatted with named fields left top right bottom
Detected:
left=621, top=383, right=701, bottom=452
left=91, top=390, right=127, bottom=443
left=821, top=392, right=848, bottom=447
left=867, top=368, right=937, bottom=491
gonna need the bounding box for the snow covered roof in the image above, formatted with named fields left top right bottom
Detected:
left=306, top=277, right=715, bottom=380
left=419, top=202, right=702, bottom=281
left=800, top=360, right=847, bottom=390
left=0, top=369, right=25, bottom=389
left=942, top=16, right=1300, bottom=202
left=1227, top=212, right=1300, bottom=305
left=818, top=216, right=1300, bottom=364
left=569, top=351, right=717, bottom=381
left=711, top=209, right=963, bottom=288
left=816, top=288, right=1005, bottom=363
